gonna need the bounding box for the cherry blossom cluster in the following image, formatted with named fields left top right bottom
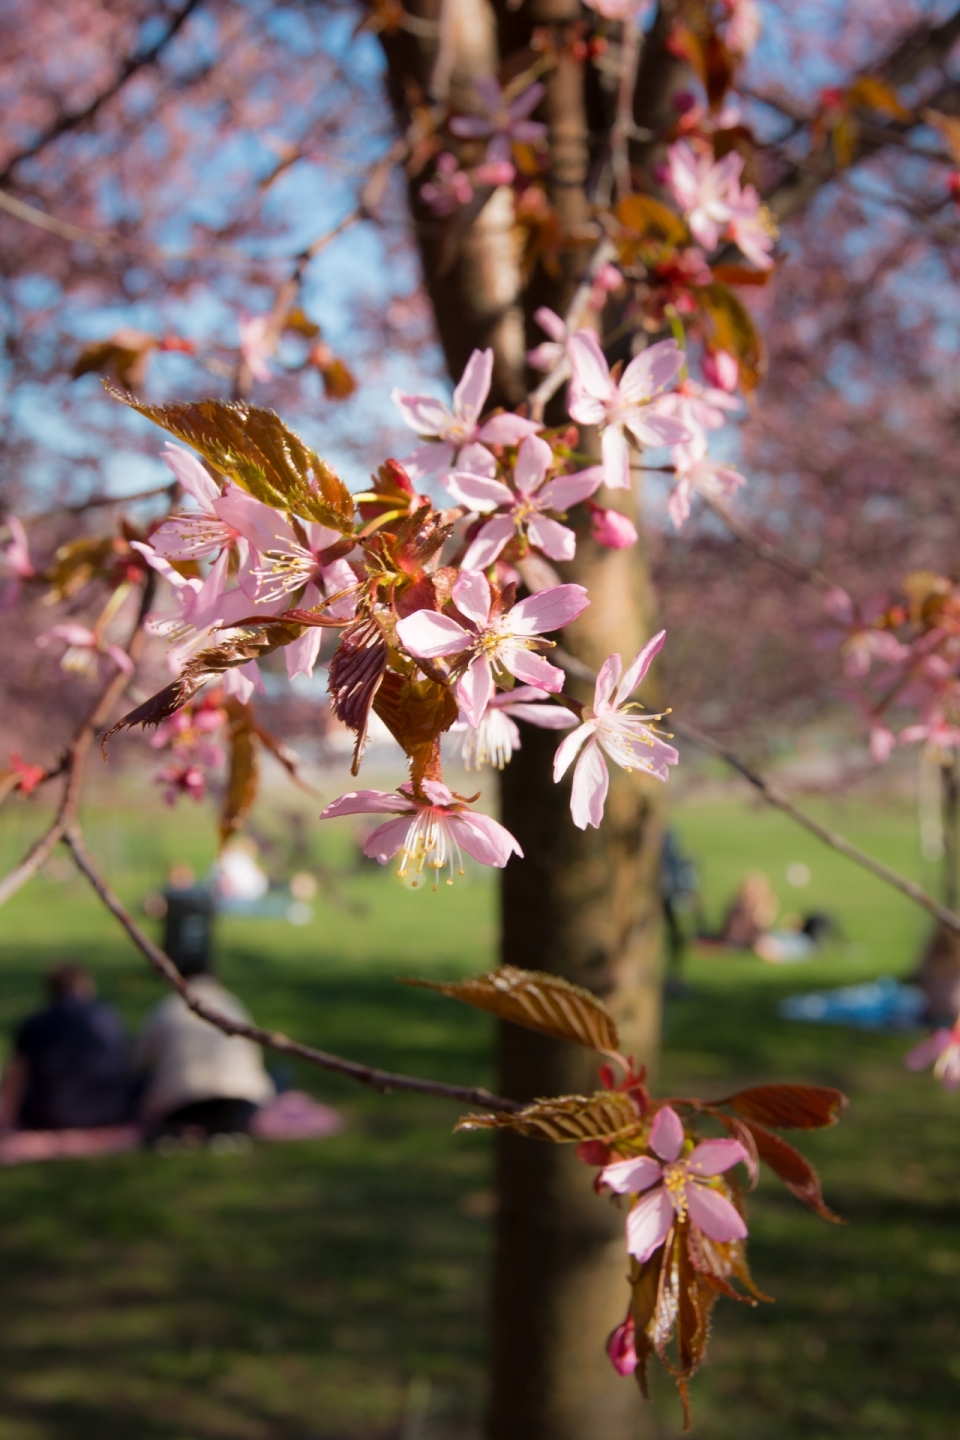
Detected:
left=149, top=692, right=227, bottom=805
left=823, top=578, right=960, bottom=762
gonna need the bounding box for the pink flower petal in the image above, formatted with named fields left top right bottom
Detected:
left=448, top=810, right=523, bottom=866
left=396, top=609, right=471, bottom=659
left=619, top=340, right=683, bottom=404
left=502, top=649, right=564, bottom=691
left=534, top=306, right=566, bottom=343
left=446, top=473, right=513, bottom=513
left=685, top=1183, right=748, bottom=1243
left=392, top=389, right=450, bottom=436
left=602, top=425, right=632, bottom=490
left=477, top=413, right=542, bottom=445
left=607, top=1317, right=637, bottom=1377
left=570, top=738, right=609, bottom=829
left=568, top=330, right=614, bottom=403
left=321, top=790, right=409, bottom=819
left=363, top=815, right=417, bottom=864
left=502, top=701, right=578, bottom=729
left=214, top=488, right=297, bottom=557
left=452, top=569, right=492, bottom=628
left=591, top=654, right=622, bottom=713
left=904, top=1030, right=952, bottom=1071
left=614, top=630, right=666, bottom=706
left=649, top=1105, right=685, bottom=1163
left=104, top=644, right=135, bottom=675
left=526, top=514, right=576, bottom=562
left=687, top=1138, right=748, bottom=1177
left=462, top=516, right=515, bottom=571
left=626, top=1185, right=674, bottom=1262
left=625, top=410, right=691, bottom=449
left=553, top=722, right=595, bottom=781
left=453, top=348, right=493, bottom=423
left=455, top=442, right=498, bottom=479
left=161, top=443, right=220, bottom=508
left=457, top=654, right=495, bottom=726
left=508, top=583, right=590, bottom=636
left=539, top=471, right=604, bottom=511
left=513, top=434, right=553, bottom=495
left=601, top=1155, right=663, bottom=1194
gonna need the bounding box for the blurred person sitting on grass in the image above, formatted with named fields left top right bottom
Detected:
left=135, top=948, right=274, bottom=1145
left=0, top=963, right=134, bottom=1131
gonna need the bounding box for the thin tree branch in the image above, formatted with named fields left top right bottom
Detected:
left=673, top=716, right=960, bottom=936
left=0, top=581, right=153, bottom=909
left=702, top=496, right=831, bottom=589
left=552, top=648, right=960, bottom=936
left=528, top=236, right=617, bottom=421
left=61, top=825, right=522, bottom=1113
left=0, top=189, right=112, bottom=246
left=0, top=0, right=204, bottom=186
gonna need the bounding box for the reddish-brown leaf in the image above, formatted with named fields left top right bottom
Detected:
left=327, top=613, right=389, bottom=774
left=741, top=1120, right=844, bottom=1222
left=716, top=1083, right=848, bottom=1130
left=372, top=670, right=458, bottom=787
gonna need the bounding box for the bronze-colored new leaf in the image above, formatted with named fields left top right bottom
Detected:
left=328, top=613, right=389, bottom=774
left=107, top=388, right=354, bottom=532
left=373, top=670, right=458, bottom=788
left=407, top=964, right=620, bottom=1053
left=105, top=620, right=307, bottom=741
left=219, top=701, right=259, bottom=846
left=717, top=1083, right=847, bottom=1130
left=455, top=1090, right=640, bottom=1143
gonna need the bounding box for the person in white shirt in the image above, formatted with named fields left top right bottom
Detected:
left=135, top=954, right=274, bottom=1142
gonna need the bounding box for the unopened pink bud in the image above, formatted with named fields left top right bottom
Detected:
left=589, top=503, right=638, bottom=549
left=606, top=1317, right=638, bottom=1377
left=702, top=348, right=739, bottom=392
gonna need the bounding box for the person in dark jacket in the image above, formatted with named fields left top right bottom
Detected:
left=0, top=964, right=133, bottom=1130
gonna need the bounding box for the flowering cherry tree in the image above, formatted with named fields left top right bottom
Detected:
left=3, top=0, right=960, bottom=1433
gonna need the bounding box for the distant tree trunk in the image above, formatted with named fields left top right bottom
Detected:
left=380, top=6, right=665, bottom=1435
left=916, top=758, right=960, bottom=1022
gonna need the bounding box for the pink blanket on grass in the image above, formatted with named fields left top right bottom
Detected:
left=0, top=1091, right=344, bottom=1166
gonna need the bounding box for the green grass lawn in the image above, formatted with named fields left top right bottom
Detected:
left=0, top=781, right=957, bottom=1439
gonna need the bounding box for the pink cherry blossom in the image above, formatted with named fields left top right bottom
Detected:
left=393, top=348, right=541, bottom=480
left=899, top=710, right=960, bottom=754
left=0, top=516, right=34, bottom=608
left=822, top=588, right=910, bottom=679
left=526, top=307, right=569, bottom=373
left=450, top=686, right=577, bottom=770
left=660, top=375, right=741, bottom=454
left=588, top=502, right=638, bottom=549
left=456, top=435, right=603, bottom=569
left=36, top=623, right=134, bottom=679
left=668, top=431, right=746, bottom=530
left=567, top=331, right=690, bottom=490
left=601, top=1105, right=748, bottom=1263
left=606, top=1315, right=638, bottom=1377
left=396, top=570, right=589, bottom=726
left=420, top=152, right=473, bottom=216
left=666, top=141, right=742, bottom=251
left=449, top=78, right=547, bottom=166
left=156, top=762, right=208, bottom=805
left=238, top=313, right=273, bottom=382
left=553, top=632, right=678, bottom=829
left=905, top=1024, right=960, bottom=1090
left=148, top=445, right=267, bottom=611
left=726, top=175, right=777, bottom=270
left=320, top=780, right=522, bottom=886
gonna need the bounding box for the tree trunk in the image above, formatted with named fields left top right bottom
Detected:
left=379, top=7, right=665, bottom=1435
left=916, top=759, right=960, bottom=1022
